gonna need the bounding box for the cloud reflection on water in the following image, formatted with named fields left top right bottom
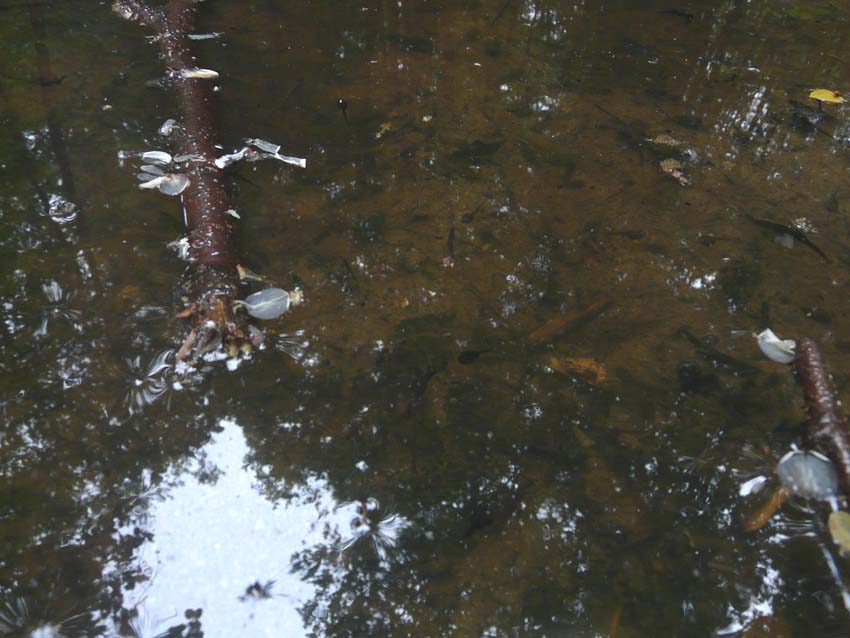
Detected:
left=111, top=420, right=355, bottom=638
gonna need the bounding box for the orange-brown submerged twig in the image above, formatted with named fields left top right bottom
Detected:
left=793, top=338, right=850, bottom=497
left=113, top=0, right=258, bottom=361
left=527, top=298, right=611, bottom=345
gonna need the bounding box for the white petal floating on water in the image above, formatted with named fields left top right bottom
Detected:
left=739, top=475, right=767, bottom=497
left=777, top=449, right=839, bottom=500
left=245, top=138, right=281, bottom=154
left=755, top=328, right=796, bottom=364
left=137, top=173, right=190, bottom=196
left=240, top=288, right=291, bottom=320
left=188, top=32, right=222, bottom=40
left=173, top=153, right=205, bottom=163
left=268, top=152, right=307, bottom=168
left=141, top=164, right=165, bottom=176
left=181, top=67, right=219, bottom=80
left=138, top=175, right=168, bottom=190
left=214, top=147, right=250, bottom=169
left=140, top=150, right=172, bottom=165
left=158, top=173, right=190, bottom=196
left=159, top=118, right=177, bottom=136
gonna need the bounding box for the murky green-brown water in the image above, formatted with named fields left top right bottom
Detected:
left=4, top=1, right=850, bottom=636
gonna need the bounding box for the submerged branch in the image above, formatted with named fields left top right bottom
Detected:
left=113, top=0, right=257, bottom=360
left=794, top=338, right=850, bottom=496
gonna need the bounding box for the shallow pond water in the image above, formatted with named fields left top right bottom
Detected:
left=4, top=0, right=850, bottom=636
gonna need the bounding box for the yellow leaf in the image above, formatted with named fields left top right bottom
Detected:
left=828, top=510, right=850, bottom=551
left=809, top=89, right=845, bottom=104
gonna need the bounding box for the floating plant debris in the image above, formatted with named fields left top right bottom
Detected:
left=776, top=449, right=839, bottom=500
left=809, top=89, right=845, bottom=105
left=140, top=150, right=172, bottom=165
left=181, top=67, right=219, bottom=80
left=159, top=118, right=177, bottom=136
left=187, top=32, right=222, bottom=40
left=267, top=152, right=307, bottom=168
left=245, top=138, right=281, bottom=154
left=138, top=173, right=190, bottom=196
left=140, top=164, right=165, bottom=176
left=660, top=157, right=688, bottom=185
left=755, top=328, right=796, bottom=364
left=215, top=143, right=307, bottom=169
left=236, top=265, right=276, bottom=286
left=215, top=148, right=251, bottom=169
left=235, top=288, right=301, bottom=320
left=173, top=153, right=205, bottom=163
left=829, top=511, right=850, bottom=551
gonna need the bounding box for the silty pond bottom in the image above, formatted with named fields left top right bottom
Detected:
left=3, top=0, right=850, bottom=636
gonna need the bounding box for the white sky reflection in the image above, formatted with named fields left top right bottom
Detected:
left=111, top=419, right=352, bottom=638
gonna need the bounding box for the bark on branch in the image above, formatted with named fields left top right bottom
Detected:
left=113, top=0, right=259, bottom=360
left=794, top=337, right=850, bottom=496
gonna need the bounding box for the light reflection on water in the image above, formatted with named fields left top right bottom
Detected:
left=111, top=420, right=354, bottom=638
left=3, top=0, right=850, bottom=635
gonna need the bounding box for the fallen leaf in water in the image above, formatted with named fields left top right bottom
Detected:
left=140, top=150, right=172, bottom=165
left=829, top=510, right=850, bottom=551
left=743, top=487, right=787, bottom=532
left=159, top=118, right=177, bottom=136
left=138, top=173, right=190, bottom=196
left=549, top=356, right=607, bottom=383
left=238, top=288, right=292, bottom=320
left=646, top=133, right=684, bottom=147
left=776, top=449, right=838, bottom=499
left=660, top=158, right=689, bottom=185
left=140, top=164, right=165, bottom=176
left=809, top=88, right=844, bottom=104
left=755, top=328, right=796, bottom=364
left=158, top=173, right=190, bottom=196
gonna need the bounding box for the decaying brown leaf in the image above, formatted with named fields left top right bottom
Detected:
left=549, top=356, right=607, bottom=383
left=743, top=487, right=787, bottom=532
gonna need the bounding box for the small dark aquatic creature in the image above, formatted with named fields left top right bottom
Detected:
left=749, top=216, right=830, bottom=263
left=677, top=328, right=759, bottom=374
left=458, top=349, right=490, bottom=364
left=337, top=98, right=349, bottom=123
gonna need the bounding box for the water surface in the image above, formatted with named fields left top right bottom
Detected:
left=3, top=1, right=850, bottom=636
